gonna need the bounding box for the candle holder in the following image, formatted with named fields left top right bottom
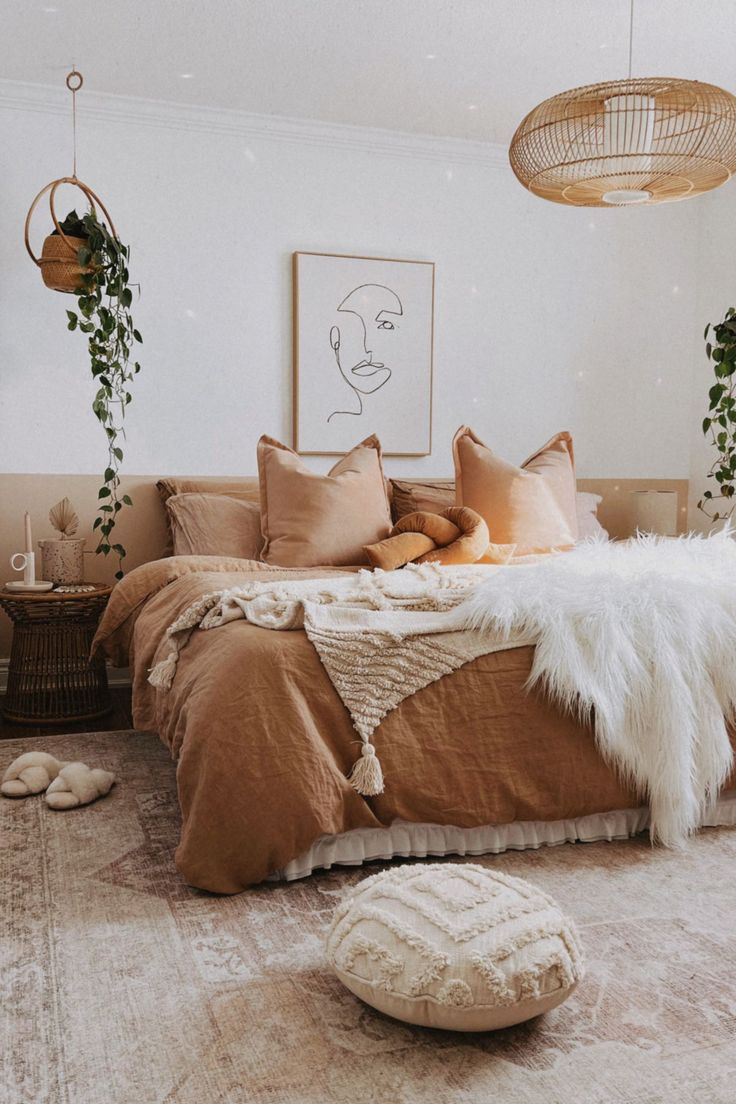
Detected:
left=6, top=552, right=53, bottom=593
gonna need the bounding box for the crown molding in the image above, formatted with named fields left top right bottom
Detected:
left=0, top=78, right=508, bottom=168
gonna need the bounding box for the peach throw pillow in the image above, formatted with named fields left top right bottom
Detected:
left=258, top=434, right=392, bottom=567
left=452, top=426, right=578, bottom=554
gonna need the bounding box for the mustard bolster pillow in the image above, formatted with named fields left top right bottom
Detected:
left=365, top=507, right=492, bottom=570
left=364, top=531, right=437, bottom=571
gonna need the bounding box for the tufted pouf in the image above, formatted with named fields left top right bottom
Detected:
left=326, top=863, right=584, bottom=1031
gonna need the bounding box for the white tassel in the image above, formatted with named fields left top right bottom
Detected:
left=348, top=742, right=384, bottom=796
left=147, top=647, right=179, bottom=690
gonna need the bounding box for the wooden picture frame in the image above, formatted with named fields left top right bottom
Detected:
left=293, top=251, right=435, bottom=456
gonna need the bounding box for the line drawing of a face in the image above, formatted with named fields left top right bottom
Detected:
left=327, top=284, right=403, bottom=423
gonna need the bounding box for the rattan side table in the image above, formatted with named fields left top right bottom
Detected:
left=0, top=585, right=113, bottom=725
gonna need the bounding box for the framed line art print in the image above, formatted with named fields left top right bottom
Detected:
left=293, top=252, right=434, bottom=455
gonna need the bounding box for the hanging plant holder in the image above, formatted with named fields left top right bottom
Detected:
left=23, top=66, right=142, bottom=580
left=24, top=176, right=117, bottom=294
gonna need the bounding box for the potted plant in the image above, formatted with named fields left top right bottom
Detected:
left=38, top=498, right=86, bottom=585
left=699, top=307, right=736, bottom=524
left=60, top=208, right=142, bottom=579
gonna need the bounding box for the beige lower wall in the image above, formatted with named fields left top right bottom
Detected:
left=0, top=473, right=689, bottom=661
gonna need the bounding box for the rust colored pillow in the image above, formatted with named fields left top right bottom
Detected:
left=258, top=434, right=392, bottom=567
left=453, top=426, right=578, bottom=555
left=365, top=506, right=503, bottom=570
left=390, top=479, right=455, bottom=522
left=165, top=493, right=263, bottom=560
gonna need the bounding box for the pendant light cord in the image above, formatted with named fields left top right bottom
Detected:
left=65, top=66, right=84, bottom=180
left=627, top=0, right=635, bottom=79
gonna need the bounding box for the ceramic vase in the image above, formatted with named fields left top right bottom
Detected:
left=37, top=538, right=85, bottom=585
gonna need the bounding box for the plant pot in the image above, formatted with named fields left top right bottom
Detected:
left=37, top=538, right=86, bottom=585
left=39, top=234, right=92, bottom=294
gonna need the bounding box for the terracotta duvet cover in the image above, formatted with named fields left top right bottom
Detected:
left=93, top=556, right=735, bottom=893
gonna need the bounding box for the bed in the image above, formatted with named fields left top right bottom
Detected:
left=92, top=552, right=736, bottom=894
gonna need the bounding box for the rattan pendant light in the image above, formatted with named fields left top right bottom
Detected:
left=509, top=3, right=736, bottom=207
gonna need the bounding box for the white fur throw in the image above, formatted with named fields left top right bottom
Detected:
left=458, top=530, right=736, bottom=846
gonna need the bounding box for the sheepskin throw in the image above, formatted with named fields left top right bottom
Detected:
left=459, top=530, right=736, bottom=846
left=149, top=533, right=736, bottom=843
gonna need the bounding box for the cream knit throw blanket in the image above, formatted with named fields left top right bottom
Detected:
left=148, top=563, right=527, bottom=795
left=149, top=533, right=736, bottom=843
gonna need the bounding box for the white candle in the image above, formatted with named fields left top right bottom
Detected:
left=24, top=511, right=32, bottom=553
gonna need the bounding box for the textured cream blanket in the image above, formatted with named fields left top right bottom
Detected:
left=147, top=563, right=532, bottom=793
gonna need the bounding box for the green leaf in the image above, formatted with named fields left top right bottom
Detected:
left=122, top=494, right=133, bottom=506
left=709, top=382, right=726, bottom=407
left=113, top=446, right=123, bottom=460
left=114, top=569, right=124, bottom=581
left=98, top=487, right=111, bottom=498
left=133, top=329, right=142, bottom=343
left=703, top=417, right=712, bottom=435
left=93, top=516, right=102, bottom=529
left=104, top=467, right=115, bottom=482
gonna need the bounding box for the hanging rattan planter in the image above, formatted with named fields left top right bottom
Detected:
left=24, top=175, right=117, bottom=293
left=24, top=69, right=118, bottom=293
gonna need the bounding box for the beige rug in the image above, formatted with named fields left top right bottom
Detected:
left=2, top=731, right=736, bottom=1104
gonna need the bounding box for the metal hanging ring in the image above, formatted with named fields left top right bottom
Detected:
left=66, top=69, right=83, bottom=93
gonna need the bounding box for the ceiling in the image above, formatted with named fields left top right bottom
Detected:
left=2, top=0, right=736, bottom=144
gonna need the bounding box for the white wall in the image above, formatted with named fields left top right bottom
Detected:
left=0, top=81, right=703, bottom=484
left=688, top=184, right=736, bottom=532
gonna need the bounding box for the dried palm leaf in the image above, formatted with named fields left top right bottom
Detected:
left=49, top=497, right=79, bottom=539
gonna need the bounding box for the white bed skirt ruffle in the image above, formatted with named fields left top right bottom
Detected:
left=272, top=791, right=736, bottom=881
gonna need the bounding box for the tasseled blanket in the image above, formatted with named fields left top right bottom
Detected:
left=148, top=562, right=527, bottom=795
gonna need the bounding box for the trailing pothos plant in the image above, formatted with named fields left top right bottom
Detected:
left=699, top=307, right=736, bottom=525
left=60, top=210, right=142, bottom=579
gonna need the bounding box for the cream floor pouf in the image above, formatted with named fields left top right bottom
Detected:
left=326, top=863, right=584, bottom=1031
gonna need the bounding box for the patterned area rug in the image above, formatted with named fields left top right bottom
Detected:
left=2, top=731, right=736, bottom=1104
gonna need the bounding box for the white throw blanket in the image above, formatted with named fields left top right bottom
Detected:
left=148, top=533, right=736, bottom=845
left=458, top=530, right=736, bottom=846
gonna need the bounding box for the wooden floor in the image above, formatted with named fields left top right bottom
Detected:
left=0, top=686, right=134, bottom=740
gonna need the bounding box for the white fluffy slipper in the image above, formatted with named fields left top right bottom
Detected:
left=44, top=762, right=115, bottom=810
left=1, top=752, right=66, bottom=797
